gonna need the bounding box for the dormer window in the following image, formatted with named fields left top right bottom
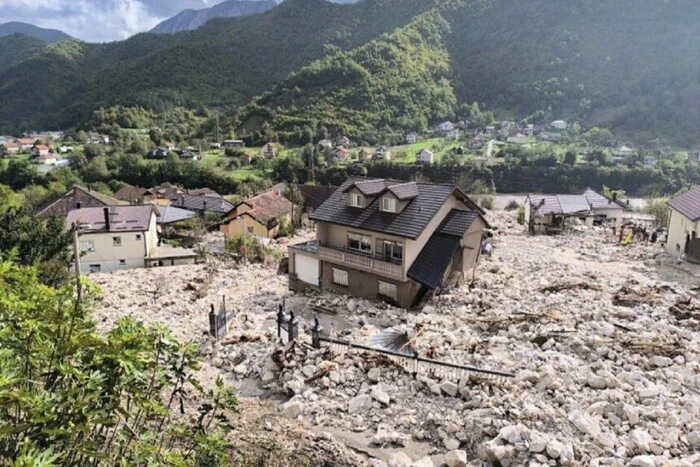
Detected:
left=382, top=197, right=397, bottom=213
left=349, top=193, right=364, bottom=208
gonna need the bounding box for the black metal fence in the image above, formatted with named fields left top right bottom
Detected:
left=208, top=296, right=232, bottom=340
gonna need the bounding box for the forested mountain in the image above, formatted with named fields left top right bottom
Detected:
left=1, top=0, right=699, bottom=146
left=0, top=22, right=73, bottom=43
left=150, top=0, right=277, bottom=34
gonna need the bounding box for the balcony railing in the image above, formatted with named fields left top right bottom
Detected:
left=317, top=244, right=403, bottom=280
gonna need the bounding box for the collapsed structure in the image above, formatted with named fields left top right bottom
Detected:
left=287, top=178, right=488, bottom=308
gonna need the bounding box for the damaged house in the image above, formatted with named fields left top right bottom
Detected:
left=288, top=178, right=489, bottom=308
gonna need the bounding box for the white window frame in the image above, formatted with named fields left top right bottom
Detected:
left=382, top=197, right=397, bottom=213
left=383, top=240, right=403, bottom=263
left=80, top=240, right=95, bottom=252
left=113, top=236, right=122, bottom=247
left=378, top=281, right=397, bottom=301
left=349, top=193, right=364, bottom=208
left=348, top=233, right=371, bottom=254
left=332, top=268, right=348, bottom=286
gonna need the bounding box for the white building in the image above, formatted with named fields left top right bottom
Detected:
left=65, top=205, right=196, bottom=273
left=550, top=120, right=568, bottom=130
left=667, top=186, right=700, bottom=257
left=416, top=149, right=434, bottom=164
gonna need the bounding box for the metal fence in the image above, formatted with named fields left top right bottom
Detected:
left=208, top=296, right=233, bottom=340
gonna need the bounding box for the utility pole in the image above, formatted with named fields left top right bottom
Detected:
left=291, top=182, right=296, bottom=237
left=242, top=215, right=248, bottom=265
left=72, top=223, right=82, bottom=302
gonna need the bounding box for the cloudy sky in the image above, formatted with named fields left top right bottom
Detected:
left=0, top=0, right=223, bottom=42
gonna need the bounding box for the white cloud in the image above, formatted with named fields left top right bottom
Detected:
left=0, top=0, right=209, bottom=42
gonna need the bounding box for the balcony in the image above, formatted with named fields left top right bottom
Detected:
left=317, top=244, right=403, bottom=280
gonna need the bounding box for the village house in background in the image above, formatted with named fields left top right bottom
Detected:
left=416, top=148, right=434, bottom=164
left=38, top=185, right=126, bottom=218
left=300, top=185, right=337, bottom=227
left=65, top=205, right=197, bottom=273
left=219, top=189, right=294, bottom=239
left=171, top=193, right=233, bottom=218
left=288, top=178, right=488, bottom=308
left=524, top=188, right=629, bottom=234
left=262, top=142, right=278, bottom=158
left=666, top=186, right=700, bottom=259
left=223, top=139, right=244, bottom=148
left=372, top=146, right=392, bottom=161
left=358, top=148, right=372, bottom=162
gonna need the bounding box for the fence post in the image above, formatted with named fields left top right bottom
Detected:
left=311, top=317, right=323, bottom=349
left=209, top=304, right=217, bottom=339
left=288, top=311, right=299, bottom=342
left=277, top=307, right=284, bottom=339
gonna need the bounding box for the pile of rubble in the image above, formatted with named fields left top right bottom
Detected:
left=92, top=210, right=700, bottom=466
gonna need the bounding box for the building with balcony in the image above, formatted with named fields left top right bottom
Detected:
left=288, top=178, right=489, bottom=308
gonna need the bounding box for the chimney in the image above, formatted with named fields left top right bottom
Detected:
left=612, top=192, right=617, bottom=201
left=103, top=207, right=110, bottom=231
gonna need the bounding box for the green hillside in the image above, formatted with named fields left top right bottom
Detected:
left=0, top=0, right=699, bottom=146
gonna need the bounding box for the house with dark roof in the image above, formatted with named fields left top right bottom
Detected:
left=171, top=194, right=233, bottom=217
left=288, top=178, right=489, bottom=308
left=667, top=186, right=700, bottom=257
left=38, top=186, right=126, bottom=218
left=219, top=189, right=294, bottom=239
left=65, top=205, right=196, bottom=273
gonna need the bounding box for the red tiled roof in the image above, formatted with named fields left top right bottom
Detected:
left=243, top=190, right=293, bottom=223
left=115, top=185, right=149, bottom=202
left=668, top=186, right=700, bottom=221
left=65, top=205, right=157, bottom=233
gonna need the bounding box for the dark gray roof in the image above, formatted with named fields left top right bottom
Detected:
left=408, top=235, right=460, bottom=289
left=65, top=205, right=157, bottom=233
left=157, top=205, right=197, bottom=224
left=171, top=194, right=233, bottom=217
left=386, top=182, right=419, bottom=200
left=311, top=178, right=478, bottom=239
left=668, top=186, right=700, bottom=220
left=343, top=179, right=388, bottom=196
left=437, top=210, right=478, bottom=238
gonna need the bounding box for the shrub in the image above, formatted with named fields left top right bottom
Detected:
left=644, top=196, right=670, bottom=227
left=517, top=206, right=526, bottom=225
left=505, top=200, right=520, bottom=211
left=479, top=195, right=495, bottom=210
left=225, top=233, right=270, bottom=263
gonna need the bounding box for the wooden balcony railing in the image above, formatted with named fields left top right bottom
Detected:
left=317, top=244, right=403, bottom=280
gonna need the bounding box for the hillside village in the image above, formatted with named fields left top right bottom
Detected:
left=14, top=171, right=699, bottom=466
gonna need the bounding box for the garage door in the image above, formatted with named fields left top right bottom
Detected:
left=295, top=254, right=319, bottom=286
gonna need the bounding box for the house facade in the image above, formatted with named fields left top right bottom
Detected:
left=288, top=179, right=488, bottom=308
left=666, top=186, right=700, bottom=257
left=220, top=189, right=293, bottom=239
left=416, top=149, right=434, bottom=164
left=262, top=142, right=278, bottom=157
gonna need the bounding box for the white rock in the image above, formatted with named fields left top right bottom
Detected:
left=499, top=424, right=527, bottom=444
left=412, top=456, right=433, bottom=467
left=623, top=404, right=640, bottom=424
left=686, top=430, right=700, bottom=447
left=348, top=395, right=372, bottom=414
left=368, top=367, right=381, bottom=383
left=233, top=363, right=247, bottom=376
left=429, top=381, right=442, bottom=395
left=529, top=436, right=548, bottom=453
left=261, top=371, right=276, bottom=385
left=212, top=357, right=223, bottom=368
left=371, top=386, right=391, bottom=406
left=569, top=410, right=600, bottom=437
left=629, top=455, right=656, bottom=467
left=347, top=299, right=357, bottom=312
left=387, top=452, right=412, bottom=467
left=444, top=438, right=460, bottom=450
left=630, top=429, right=653, bottom=452
left=648, top=355, right=672, bottom=368
left=440, top=381, right=459, bottom=397
left=329, top=371, right=340, bottom=384
left=587, top=374, right=607, bottom=389
left=546, top=439, right=564, bottom=459
left=637, top=385, right=660, bottom=399
left=281, top=400, right=303, bottom=419
left=596, top=432, right=617, bottom=449
left=444, top=449, right=468, bottom=467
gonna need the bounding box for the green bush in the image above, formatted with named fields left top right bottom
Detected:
left=225, top=233, right=270, bottom=263
left=644, top=197, right=670, bottom=227
left=517, top=206, right=526, bottom=225
left=479, top=195, right=495, bottom=210
left=0, top=260, right=238, bottom=465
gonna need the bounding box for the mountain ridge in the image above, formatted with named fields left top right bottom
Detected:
left=0, top=21, right=73, bottom=43
left=150, top=0, right=278, bottom=34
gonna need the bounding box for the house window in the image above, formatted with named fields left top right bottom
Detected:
left=349, top=193, right=364, bottom=208
left=247, top=226, right=254, bottom=234
left=378, top=281, right=397, bottom=301
left=113, top=236, right=122, bottom=246
left=348, top=233, right=371, bottom=254
left=79, top=240, right=95, bottom=252
left=382, top=197, right=397, bottom=213
left=136, top=234, right=142, bottom=240
left=332, top=268, right=348, bottom=286
left=89, top=264, right=101, bottom=274
left=383, top=241, right=403, bottom=263
left=119, top=259, right=126, bottom=265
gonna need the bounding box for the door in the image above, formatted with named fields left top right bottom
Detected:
left=295, top=254, right=319, bottom=286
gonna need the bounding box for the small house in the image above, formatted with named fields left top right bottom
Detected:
left=446, top=129, right=461, bottom=140
left=223, top=140, right=245, bottom=149
left=550, top=120, right=568, bottom=131
left=405, top=132, right=418, bottom=144
left=16, top=138, right=36, bottom=151
left=358, top=148, right=372, bottom=162
left=506, top=134, right=527, bottom=145
left=210, top=142, right=222, bottom=149
left=262, top=142, right=278, bottom=158
left=330, top=146, right=350, bottom=163
left=667, top=186, right=700, bottom=259
left=38, top=186, right=126, bottom=218
left=373, top=146, right=392, bottom=161
left=416, top=149, right=434, bottom=164
left=434, top=121, right=454, bottom=136
left=220, top=189, right=294, bottom=239
left=0, top=141, right=19, bottom=155
left=337, top=136, right=351, bottom=148
left=615, top=146, right=635, bottom=157
left=317, top=139, right=333, bottom=154
left=179, top=150, right=200, bottom=161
